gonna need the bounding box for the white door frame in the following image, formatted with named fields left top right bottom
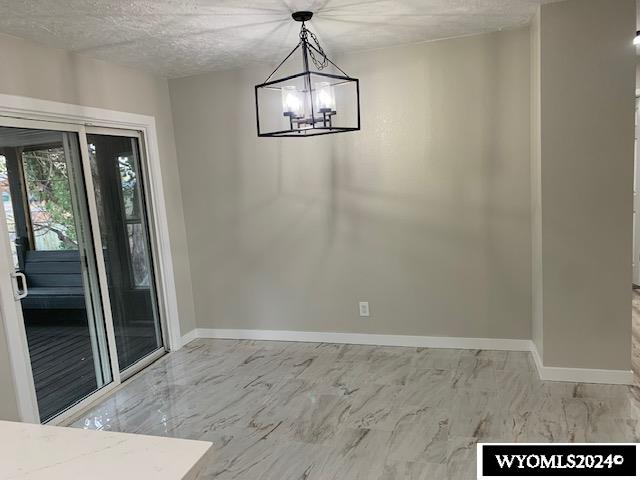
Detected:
left=0, top=94, right=183, bottom=424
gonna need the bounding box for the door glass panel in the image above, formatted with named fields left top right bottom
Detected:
left=0, top=126, right=112, bottom=422
left=87, top=134, right=163, bottom=371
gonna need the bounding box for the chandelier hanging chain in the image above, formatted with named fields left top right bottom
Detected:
left=263, top=16, right=352, bottom=83
left=299, top=22, right=328, bottom=70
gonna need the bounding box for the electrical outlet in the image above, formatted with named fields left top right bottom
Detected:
left=359, top=301, right=370, bottom=317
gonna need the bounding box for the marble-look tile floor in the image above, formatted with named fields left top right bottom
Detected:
left=70, top=339, right=640, bottom=479
left=633, top=288, right=640, bottom=386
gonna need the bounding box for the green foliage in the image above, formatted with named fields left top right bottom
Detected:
left=22, top=147, right=78, bottom=248
left=118, top=156, right=139, bottom=219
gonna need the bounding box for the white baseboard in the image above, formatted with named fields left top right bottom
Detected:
left=180, top=329, right=198, bottom=348
left=180, top=328, right=633, bottom=386
left=184, top=328, right=531, bottom=351
left=530, top=343, right=633, bottom=385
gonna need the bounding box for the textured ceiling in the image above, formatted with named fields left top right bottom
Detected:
left=0, top=0, right=551, bottom=78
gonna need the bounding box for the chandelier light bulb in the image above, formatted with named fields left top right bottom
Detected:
left=315, top=82, right=336, bottom=112
left=282, top=86, right=304, bottom=117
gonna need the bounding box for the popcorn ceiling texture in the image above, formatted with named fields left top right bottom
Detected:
left=0, top=0, right=552, bottom=78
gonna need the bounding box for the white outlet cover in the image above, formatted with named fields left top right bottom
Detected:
left=359, top=302, right=370, bottom=317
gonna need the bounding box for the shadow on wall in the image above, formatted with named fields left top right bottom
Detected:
left=171, top=27, right=532, bottom=338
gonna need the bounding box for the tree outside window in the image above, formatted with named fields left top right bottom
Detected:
left=22, top=146, right=78, bottom=250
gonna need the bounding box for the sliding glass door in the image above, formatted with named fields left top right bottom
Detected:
left=0, top=121, right=166, bottom=422
left=87, top=132, right=163, bottom=373
left=0, top=126, right=112, bottom=422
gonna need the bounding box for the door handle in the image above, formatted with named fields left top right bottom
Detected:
left=10, top=272, right=28, bottom=300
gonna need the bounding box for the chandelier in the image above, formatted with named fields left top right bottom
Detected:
left=255, top=11, right=360, bottom=137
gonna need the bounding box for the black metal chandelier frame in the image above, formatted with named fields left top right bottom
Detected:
left=254, top=11, right=361, bottom=138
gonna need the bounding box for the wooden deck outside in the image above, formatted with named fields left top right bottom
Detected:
left=25, top=318, right=158, bottom=422
left=25, top=323, right=97, bottom=422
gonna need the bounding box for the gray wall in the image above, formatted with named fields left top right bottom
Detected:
left=535, top=0, right=635, bottom=370
left=170, top=28, right=532, bottom=340
left=530, top=10, right=544, bottom=357
left=0, top=33, right=196, bottom=419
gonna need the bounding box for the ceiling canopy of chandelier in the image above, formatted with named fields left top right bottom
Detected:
left=255, top=11, right=361, bottom=138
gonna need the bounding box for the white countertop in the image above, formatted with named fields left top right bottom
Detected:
left=0, top=421, right=213, bottom=480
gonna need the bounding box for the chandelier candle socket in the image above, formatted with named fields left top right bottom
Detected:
left=255, top=11, right=360, bottom=137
